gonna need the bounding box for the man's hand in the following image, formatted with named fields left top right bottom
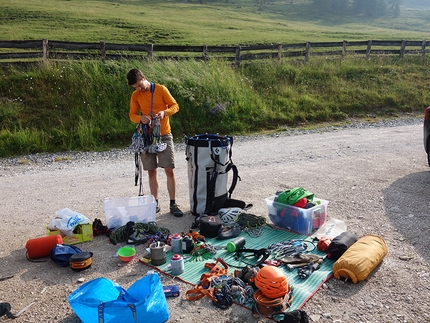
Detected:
left=140, top=115, right=152, bottom=124
left=154, top=111, right=165, bottom=119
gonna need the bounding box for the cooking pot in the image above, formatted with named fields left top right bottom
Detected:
left=69, top=251, right=93, bottom=271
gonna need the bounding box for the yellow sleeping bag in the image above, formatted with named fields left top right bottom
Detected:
left=332, top=234, right=388, bottom=283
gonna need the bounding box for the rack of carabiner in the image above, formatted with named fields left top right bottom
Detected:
left=267, top=239, right=316, bottom=260
left=130, top=118, right=167, bottom=153
left=147, top=118, right=167, bottom=153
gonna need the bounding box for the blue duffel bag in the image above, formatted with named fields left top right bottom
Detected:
left=68, top=273, right=169, bottom=323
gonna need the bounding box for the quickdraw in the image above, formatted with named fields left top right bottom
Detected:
left=267, top=239, right=316, bottom=259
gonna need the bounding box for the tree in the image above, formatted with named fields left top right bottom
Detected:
left=352, top=0, right=387, bottom=17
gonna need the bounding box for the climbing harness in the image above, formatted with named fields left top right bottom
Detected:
left=186, top=258, right=229, bottom=302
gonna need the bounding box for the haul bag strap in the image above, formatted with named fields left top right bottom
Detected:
left=205, top=170, right=218, bottom=215
left=226, top=163, right=240, bottom=198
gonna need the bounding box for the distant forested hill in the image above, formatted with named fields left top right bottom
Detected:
left=403, top=0, right=428, bottom=8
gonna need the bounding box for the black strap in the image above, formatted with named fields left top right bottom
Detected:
left=26, top=252, right=47, bottom=263
left=205, top=152, right=220, bottom=214
left=226, top=163, right=240, bottom=198
left=234, top=248, right=270, bottom=267
left=206, top=161, right=240, bottom=214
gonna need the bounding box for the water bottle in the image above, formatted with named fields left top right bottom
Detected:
left=181, top=236, right=193, bottom=254
left=226, top=236, right=246, bottom=253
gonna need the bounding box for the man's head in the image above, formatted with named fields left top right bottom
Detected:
left=127, top=68, right=145, bottom=85
left=127, top=68, right=149, bottom=92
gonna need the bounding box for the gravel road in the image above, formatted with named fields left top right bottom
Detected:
left=0, top=117, right=429, bottom=323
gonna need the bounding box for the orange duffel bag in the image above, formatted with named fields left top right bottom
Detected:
left=332, top=234, right=388, bottom=283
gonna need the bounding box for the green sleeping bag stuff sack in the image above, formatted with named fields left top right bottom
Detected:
left=332, top=234, right=388, bottom=283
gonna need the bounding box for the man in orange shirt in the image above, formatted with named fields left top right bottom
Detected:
left=127, top=68, right=183, bottom=217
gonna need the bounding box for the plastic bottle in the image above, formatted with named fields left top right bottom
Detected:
left=226, top=236, right=246, bottom=252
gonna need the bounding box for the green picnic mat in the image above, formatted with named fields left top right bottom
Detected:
left=148, top=225, right=334, bottom=311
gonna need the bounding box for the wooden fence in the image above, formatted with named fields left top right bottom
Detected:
left=0, top=39, right=428, bottom=66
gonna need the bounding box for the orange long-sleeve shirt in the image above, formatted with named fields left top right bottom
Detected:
left=129, top=83, right=179, bottom=135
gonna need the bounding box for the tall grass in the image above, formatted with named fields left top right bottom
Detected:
left=1, top=56, right=429, bottom=157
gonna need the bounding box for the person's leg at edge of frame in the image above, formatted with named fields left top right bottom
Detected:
left=165, top=168, right=183, bottom=217
left=147, top=169, right=160, bottom=213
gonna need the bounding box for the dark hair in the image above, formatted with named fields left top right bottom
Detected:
left=126, top=68, right=145, bottom=86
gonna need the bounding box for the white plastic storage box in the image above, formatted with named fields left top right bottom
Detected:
left=103, top=195, right=156, bottom=229
left=265, top=196, right=328, bottom=235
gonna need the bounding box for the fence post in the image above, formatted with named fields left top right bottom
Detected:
left=100, top=40, right=106, bottom=62
left=342, top=40, right=347, bottom=57
left=305, top=41, right=310, bottom=63
left=148, top=43, right=153, bottom=59
left=42, top=39, right=49, bottom=63
left=277, top=44, right=282, bottom=65
left=400, top=40, right=406, bottom=58
left=235, top=46, right=241, bottom=68
left=366, top=40, right=372, bottom=59
left=203, top=45, right=208, bottom=61
left=422, top=40, right=427, bottom=57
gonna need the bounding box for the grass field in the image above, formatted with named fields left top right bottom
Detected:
left=1, top=0, right=430, bottom=45
left=0, top=0, right=430, bottom=157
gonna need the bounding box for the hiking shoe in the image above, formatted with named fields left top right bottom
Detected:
left=170, top=204, right=183, bottom=217
left=217, top=224, right=241, bottom=240
left=156, top=205, right=160, bottom=213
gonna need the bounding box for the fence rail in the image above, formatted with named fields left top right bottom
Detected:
left=0, top=39, right=427, bottom=66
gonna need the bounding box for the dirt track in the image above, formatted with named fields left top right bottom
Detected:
left=1, top=118, right=429, bottom=322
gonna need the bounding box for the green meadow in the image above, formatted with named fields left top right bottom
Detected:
left=1, top=0, right=430, bottom=157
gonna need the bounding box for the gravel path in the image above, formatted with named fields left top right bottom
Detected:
left=0, top=116, right=429, bottom=323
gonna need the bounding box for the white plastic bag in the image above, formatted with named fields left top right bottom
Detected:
left=48, top=208, right=90, bottom=236
left=311, top=218, right=346, bottom=239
